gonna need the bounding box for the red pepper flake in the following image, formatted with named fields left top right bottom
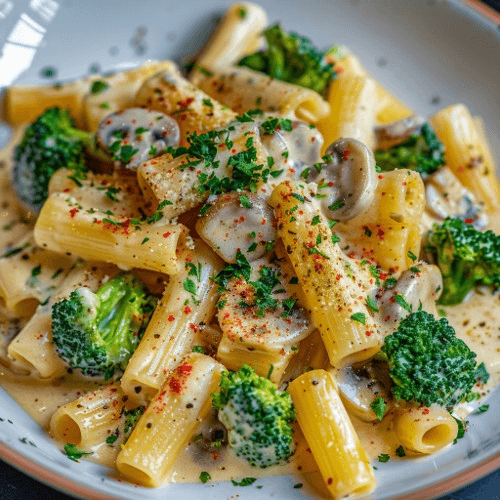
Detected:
left=184, top=305, right=192, bottom=314
left=69, top=208, right=79, bottom=218
left=178, top=97, right=194, bottom=109
left=465, top=218, right=474, bottom=224
left=167, top=315, right=175, bottom=322
left=336, top=274, right=342, bottom=281
left=189, top=323, right=198, bottom=332
left=168, top=360, right=194, bottom=394
left=422, top=408, right=430, bottom=415
left=327, top=478, right=333, bottom=485
left=342, top=149, right=350, bottom=160
left=163, top=232, right=171, bottom=238
left=366, top=330, right=372, bottom=336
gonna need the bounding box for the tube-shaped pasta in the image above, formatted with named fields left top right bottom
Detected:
left=3, top=75, right=99, bottom=128
left=82, top=61, right=175, bottom=132
left=392, top=404, right=458, bottom=454
left=316, top=74, right=377, bottom=150
left=48, top=168, right=148, bottom=219
left=270, top=181, right=380, bottom=368
left=0, top=232, right=74, bottom=317
left=335, top=169, right=425, bottom=274
left=7, top=262, right=118, bottom=379
left=135, top=63, right=236, bottom=145
left=121, top=242, right=223, bottom=405
left=195, top=66, right=330, bottom=123
left=287, top=370, right=376, bottom=498
left=473, top=115, right=497, bottom=179
left=50, top=383, right=125, bottom=447
left=325, top=47, right=413, bottom=125
left=34, top=193, right=187, bottom=275
left=429, top=103, right=500, bottom=212
left=190, top=2, right=268, bottom=83
left=117, top=353, right=224, bottom=487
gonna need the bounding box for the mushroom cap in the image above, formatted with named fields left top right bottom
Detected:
left=334, top=364, right=392, bottom=422
left=379, top=263, right=443, bottom=329
left=374, top=114, right=426, bottom=150
left=307, top=137, right=377, bottom=221
left=195, top=191, right=276, bottom=263
left=96, top=107, right=180, bottom=170
left=260, top=120, right=323, bottom=179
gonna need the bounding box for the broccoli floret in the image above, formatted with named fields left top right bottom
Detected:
left=13, top=107, right=92, bottom=213
left=374, top=123, right=445, bottom=175
left=426, top=217, right=500, bottom=305
left=238, top=24, right=335, bottom=94
left=211, top=365, right=295, bottom=468
left=52, top=273, right=156, bottom=379
left=381, top=310, right=488, bottom=407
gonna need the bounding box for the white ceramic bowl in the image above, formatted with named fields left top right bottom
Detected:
left=1, top=1, right=500, bottom=499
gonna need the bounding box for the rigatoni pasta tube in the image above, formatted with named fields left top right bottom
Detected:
left=135, top=63, right=236, bottom=145
left=117, top=353, right=224, bottom=487
left=325, top=47, right=413, bottom=124
left=7, top=262, right=118, bottom=379
left=121, top=241, right=223, bottom=405
left=50, top=383, right=124, bottom=447
left=429, top=103, right=500, bottom=212
left=34, top=193, right=187, bottom=275
left=195, top=66, right=330, bottom=123
left=270, top=181, right=380, bottom=368
left=335, top=169, right=425, bottom=274
left=316, top=74, right=377, bottom=150
left=288, top=369, right=376, bottom=498
left=190, top=2, right=268, bottom=83
left=0, top=233, right=74, bottom=317
left=392, top=405, right=458, bottom=454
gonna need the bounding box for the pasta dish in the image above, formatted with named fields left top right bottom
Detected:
left=0, top=2, right=499, bottom=497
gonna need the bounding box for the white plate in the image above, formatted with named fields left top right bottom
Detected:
left=1, top=1, right=500, bottom=499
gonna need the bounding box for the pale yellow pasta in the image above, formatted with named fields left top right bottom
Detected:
left=336, top=169, right=425, bottom=274
left=117, top=353, right=224, bottom=487
left=190, top=2, right=268, bottom=84
left=7, top=262, right=118, bottom=379
left=429, top=103, right=500, bottom=212
left=270, top=181, right=381, bottom=368
left=82, top=61, right=175, bottom=132
left=34, top=193, right=187, bottom=275
left=50, top=383, right=125, bottom=447
left=473, top=115, right=498, bottom=178
left=0, top=232, right=74, bottom=317
left=326, top=47, right=413, bottom=124
left=3, top=75, right=100, bottom=129
left=195, top=66, right=330, bottom=123
left=287, top=369, right=376, bottom=498
left=392, top=404, right=459, bottom=454
left=135, top=63, right=236, bottom=145
left=48, top=168, right=149, bottom=219
left=316, top=74, right=377, bottom=151
left=121, top=241, right=223, bottom=405
left=137, top=120, right=266, bottom=220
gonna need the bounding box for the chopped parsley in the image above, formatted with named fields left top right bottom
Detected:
left=370, top=397, right=387, bottom=421
left=366, top=295, right=380, bottom=312
left=64, top=443, right=93, bottom=461
left=378, top=453, right=390, bottom=463
left=350, top=312, right=366, bottom=324
left=199, top=471, right=211, bottom=483
left=231, top=477, right=257, bottom=487
left=395, top=445, right=406, bottom=457
left=90, top=80, right=109, bottom=94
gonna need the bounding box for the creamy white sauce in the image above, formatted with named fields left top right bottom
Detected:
left=0, top=123, right=499, bottom=491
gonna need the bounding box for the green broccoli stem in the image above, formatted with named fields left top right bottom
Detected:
left=439, top=259, right=478, bottom=305
left=67, top=127, right=93, bottom=149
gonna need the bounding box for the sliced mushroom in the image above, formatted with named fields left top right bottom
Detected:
left=332, top=363, right=393, bottom=422
left=379, top=263, right=443, bottom=330
left=195, top=191, right=275, bottom=263
left=306, top=138, right=377, bottom=221
left=260, top=119, right=323, bottom=179
left=425, top=166, right=488, bottom=230
left=217, top=259, right=313, bottom=384
left=374, top=114, right=426, bottom=150
left=96, top=107, right=180, bottom=170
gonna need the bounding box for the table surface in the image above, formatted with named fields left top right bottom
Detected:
left=1, top=0, right=500, bottom=498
